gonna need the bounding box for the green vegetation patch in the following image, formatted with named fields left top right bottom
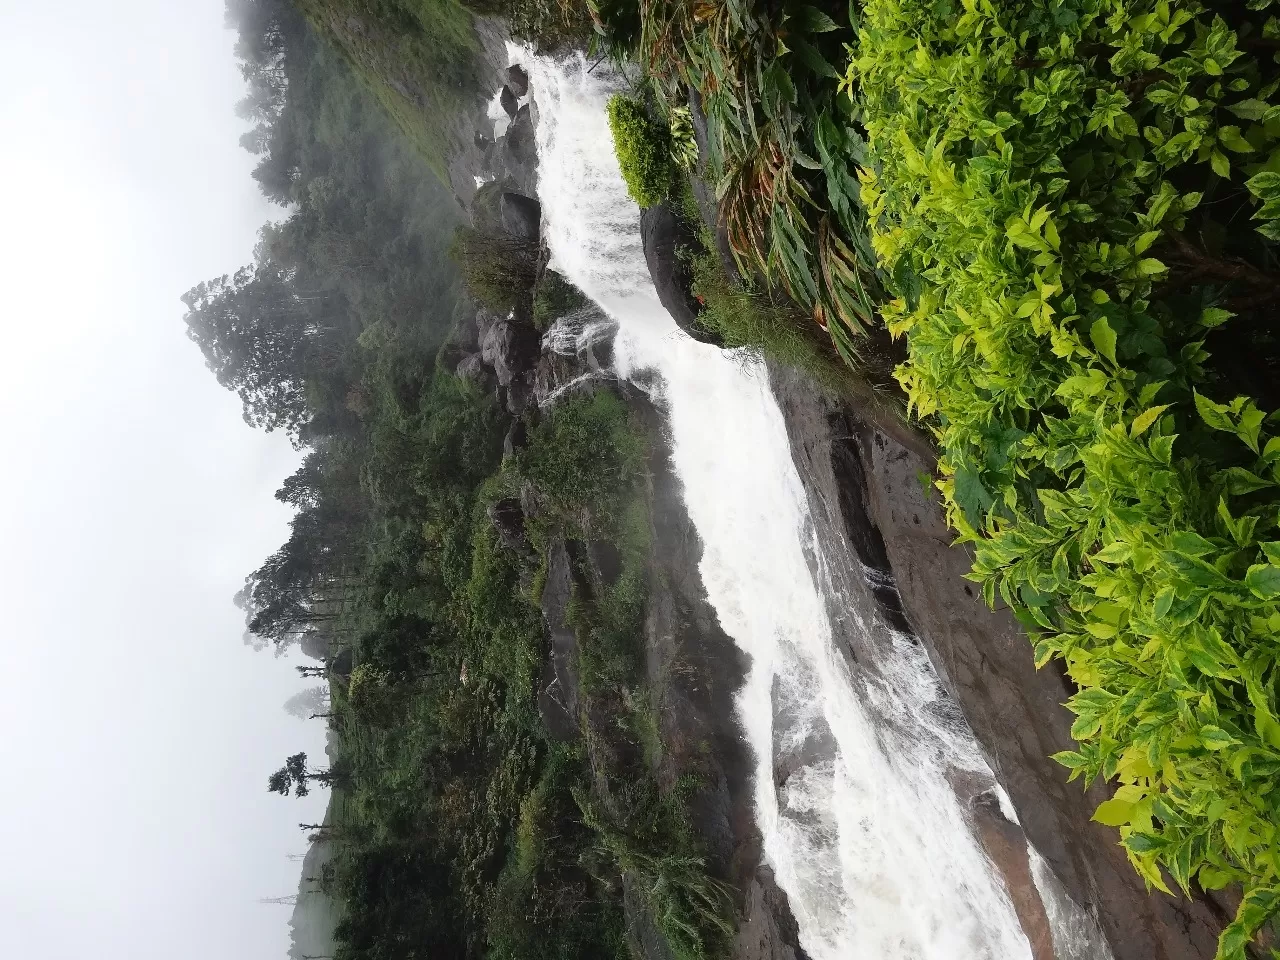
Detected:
left=519, top=390, right=647, bottom=533
left=853, top=1, right=1280, bottom=953
left=607, top=94, right=675, bottom=208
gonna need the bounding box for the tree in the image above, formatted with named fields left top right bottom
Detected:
left=267, top=751, right=345, bottom=798
left=181, top=265, right=342, bottom=438
left=283, top=686, right=330, bottom=720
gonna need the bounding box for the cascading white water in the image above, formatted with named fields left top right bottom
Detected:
left=513, top=49, right=1088, bottom=960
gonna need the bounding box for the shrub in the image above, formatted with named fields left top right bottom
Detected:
left=606, top=94, right=674, bottom=208
left=854, top=1, right=1280, bottom=952
left=518, top=391, right=646, bottom=530
left=575, top=785, right=734, bottom=960
left=449, top=225, right=540, bottom=313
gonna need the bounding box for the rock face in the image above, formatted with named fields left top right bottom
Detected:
left=733, top=866, right=809, bottom=960
left=499, top=191, right=541, bottom=240
left=499, top=84, right=518, bottom=118
left=768, top=363, right=1228, bottom=960
left=505, top=64, right=530, bottom=98
left=481, top=317, right=541, bottom=387
left=639, top=202, right=724, bottom=347
left=443, top=16, right=513, bottom=208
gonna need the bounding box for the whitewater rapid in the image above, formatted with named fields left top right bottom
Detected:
left=512, top=50, right=1104, bottom=960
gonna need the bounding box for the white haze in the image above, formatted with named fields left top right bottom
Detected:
left=0, top=2, right=329, bottom=959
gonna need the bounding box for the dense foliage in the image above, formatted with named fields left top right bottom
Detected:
left=606, top=93, right=674, bottom=208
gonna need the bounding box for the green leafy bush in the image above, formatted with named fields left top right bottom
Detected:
left=853, top=1, right=1280, bottom=953
left=606, top=94, right=674, bottom=207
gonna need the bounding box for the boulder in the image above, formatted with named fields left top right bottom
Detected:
left=488, top=497, right=531, bottom=555
left=639, top=202, right=724, bottom=347
left=505, top=64, right=530, bottom=98
left=499, top=191, right=542, bottom=241
left=455, top=352, right=494, bottom=391
left=499, top=85, right=518, bottom=119
left=505, top=105, right=537, bottom=165
left=481, top=317, right=541, bottom=386
left=475, top=307, right=503, bottom=341
left=454, top=311, right=483, bottom=353
left=506, top=376, right=533, bottom=416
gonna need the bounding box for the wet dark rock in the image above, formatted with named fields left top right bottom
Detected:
left=454, top=353, right=494, bottom=391
left=771, top=682, right=836, bottom=790
left=639, top=202, right=724, bottom=348
left=768, top=363, right=1227, bottom=960
left=481, top=317, right=541, bottom=386
left=966, top=787, right=1056, bottom=960
left=505, top=64, right=529, bottom=98
left=505, top=375, right=533, bottom=416
left=734, top=866, right=810, bottom=960
left=488, top=497, right=531, bottom=556
left=584, top=540, right=623, bottom=588
left=481, top=136, right=537, bottom=196
left=499, top=191, right=541, bottom=241
left=499, top=85, right=518, bottom=118
left=506, top=105, right=537, bottom=164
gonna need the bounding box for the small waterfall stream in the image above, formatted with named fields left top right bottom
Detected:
left=513, top=49, right=1105, bottom=960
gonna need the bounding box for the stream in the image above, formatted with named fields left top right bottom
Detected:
left=513, top=49, right=1103, bottom=960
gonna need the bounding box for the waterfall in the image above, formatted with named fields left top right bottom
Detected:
left=513, top=49, right=1105, bottom=960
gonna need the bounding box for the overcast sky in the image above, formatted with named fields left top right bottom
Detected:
left=0, top=2, right=331, bottom=957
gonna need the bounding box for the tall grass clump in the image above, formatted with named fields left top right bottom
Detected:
left=575, top=786, right=735, bottom=960
left=690, top=250, right=898, bottom=397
